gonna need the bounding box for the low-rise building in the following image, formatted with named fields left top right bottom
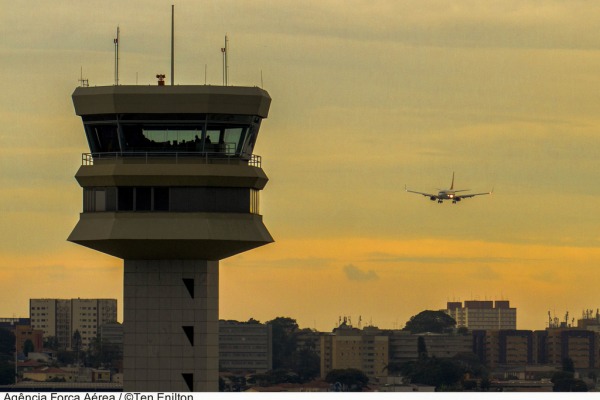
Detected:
left=320, top=324, right=388, bottom=381
left=219, top=320, right=272, bottom=374
left=15, top=325, right=44, bottom=354
left=387, top=330, right=472, bottom=364
left=23, top=367, right=75, bottom=382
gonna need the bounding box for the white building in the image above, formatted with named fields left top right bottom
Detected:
left=445, top=300, right=516, bottom=330
left=30, top=298, right=117, bottom=350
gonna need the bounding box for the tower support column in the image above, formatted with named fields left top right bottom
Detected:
left=123, top=260, right=219, bottom=392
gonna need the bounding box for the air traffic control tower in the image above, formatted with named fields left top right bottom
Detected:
left=68, top=84, right=273, bottom=391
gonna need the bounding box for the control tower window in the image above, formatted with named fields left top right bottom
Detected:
left=136, top=187, right=152, bottom=211
left=83, top=186, right=259, bottom=214
left=118, top=187, right=134, bottom=211
left=121, top=125, right=204, bottom=152
left=154, top=187, right=169, bottom=211
left=82, top=114, right=262, bottom=158
left=85, top=125, right=120, bottom=153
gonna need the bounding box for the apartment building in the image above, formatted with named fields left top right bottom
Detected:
left=473, top=330, right=534, bottom=369
left=544, top=328, right=597, bottom=369
left=446, top=300, right=516, bottom=330
left=320, top=325, right=388, bottom=381
left=30, top=298, right=117, bottom=350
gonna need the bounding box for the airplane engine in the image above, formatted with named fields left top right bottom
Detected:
left=430, top=196, right=437, bottom=201
left=455, top=198, right=461, bottom=202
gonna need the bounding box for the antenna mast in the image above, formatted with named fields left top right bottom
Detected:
left=221, top=35, right=229, bottom=86
left=78, top=67, right=89, bottom=87
left=114, top=26, right=120, bottom=86
left=171, top=5, right=175, bottom=85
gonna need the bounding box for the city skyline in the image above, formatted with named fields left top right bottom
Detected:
left=1, top=1, right=600, bottom=332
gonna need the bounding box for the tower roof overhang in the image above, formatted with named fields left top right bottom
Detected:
left=72, top=85, right=271, bottom=118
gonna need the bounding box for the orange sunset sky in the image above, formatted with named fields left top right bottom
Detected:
left=1, top=1, right=600, bottom=331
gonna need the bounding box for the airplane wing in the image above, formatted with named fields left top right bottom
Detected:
left=456, top=190, right=493, bottom=199
left=405, top=186, right=437, bottom=199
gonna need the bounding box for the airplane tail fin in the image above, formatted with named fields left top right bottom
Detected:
left=450, top=172, right=455, bottom=190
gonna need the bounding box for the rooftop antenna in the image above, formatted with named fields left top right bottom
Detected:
left=221, top=34, right=229, bottom=86
left=171, top=5, right=175, bottom=85
left=78, top=67, right=89, bottom=87
left=114, top=26, right=120, bottom=86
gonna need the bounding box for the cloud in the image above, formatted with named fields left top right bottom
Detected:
left=471, top=265, right=500, bottom=280
left=365, top=252, right=534, bottom=265
left=344, top=264, right=379, bottom=282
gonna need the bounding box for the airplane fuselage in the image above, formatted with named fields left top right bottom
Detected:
left=437, top=190, right=456, bottom=199
left=432, top=190, right=461, bottom=203
left=406, top=172, right=492, bottom=204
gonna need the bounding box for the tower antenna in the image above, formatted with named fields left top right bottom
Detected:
left=171, top=5, right=175, bottom=85
left=114, top=26, right=120, bottom=86
left=221, top=35, right=229, bottom=86
left=78, top=67, right=89, bottom=87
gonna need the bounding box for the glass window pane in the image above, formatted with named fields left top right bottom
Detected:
left=118, top=187, right=134, bottom=211
left=223, top=127, right=245, bottom=155
left=87, top=125, right=120, bottom=152
left=106, top=187, right=117, bottom=211
left=95, top=190, right=106, bottom=212
left=136, top=187, right=151, bottom=211
left=154, top=187, right=169, bottom=211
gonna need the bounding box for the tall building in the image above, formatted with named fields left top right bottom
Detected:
left=219, top=320, right=272, bottom=373
left=320, top=325, right=388, bottom=381
left=445, top=300, right=516, bottom=330
left=68, top=84, right=273, bottom=391
left=30, top=298, right=117, bottom=350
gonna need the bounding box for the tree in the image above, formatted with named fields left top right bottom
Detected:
left=0, top=329, right=15, bottom=385
left=417, top=336, right=428, bottom=360
left=457, top=327, right=469, bottom=335
left=0, top=329, right=15, bottom=357
left=85, top=335, right=122, bottom=369
left=267, top=317, right=299, bottom=370
left=325, top=368, right=369, bottom=391
left=398, top=357, right=466, bottom=390
left=403, top=311, right=456, bottom=334
left=291, top=347, right=320, bottom=382
left=23, top=339, right=34, bottom=357
left=551, top=372, right=588, bottom=392
left=72, top=330, right=82, bottom=365
left=480, top=378, right=491, bottom=391
left=43, top=336, right=61, bottom=351
left=562, top=357, right=575, bottom=373
left=0, top=363, right=14, bottom=385
left=551, top=360, right=588, bottom=393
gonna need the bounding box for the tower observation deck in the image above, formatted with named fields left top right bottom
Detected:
left=68, top=84, right=273, bottom=391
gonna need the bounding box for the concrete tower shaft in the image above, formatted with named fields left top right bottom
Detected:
left=68, top=85, right=273, bottom=391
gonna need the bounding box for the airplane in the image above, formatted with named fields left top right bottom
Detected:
left=405, top=172, right=493, bottom=204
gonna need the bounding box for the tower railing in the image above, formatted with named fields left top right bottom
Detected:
left=82, top=152, right=262, bottom=168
